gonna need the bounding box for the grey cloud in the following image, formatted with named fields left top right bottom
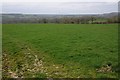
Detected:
left=2, top=2, right=118, bottom=14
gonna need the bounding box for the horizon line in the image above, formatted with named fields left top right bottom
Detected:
left=1, top=12, right=119, bottom=15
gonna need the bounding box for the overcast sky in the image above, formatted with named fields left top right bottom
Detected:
left=1, top=0, right=119, bottom=14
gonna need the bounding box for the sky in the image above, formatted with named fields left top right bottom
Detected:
left=1, top=0, right=119, bottom=14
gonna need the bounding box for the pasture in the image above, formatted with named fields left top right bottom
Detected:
left=2, top=24, right=118, bottom=78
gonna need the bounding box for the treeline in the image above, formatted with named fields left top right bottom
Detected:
left=2, top=14, right=119, bottom=24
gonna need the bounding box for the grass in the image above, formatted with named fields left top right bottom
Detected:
left=0, top=24, right=2, bottom=79
left=2, top=24, right=118, bottom=78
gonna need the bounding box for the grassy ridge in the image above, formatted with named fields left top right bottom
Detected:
left=2, top=24, right=118, bottom=78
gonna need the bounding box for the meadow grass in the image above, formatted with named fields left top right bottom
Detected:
left=2, top=24, right=118, bottom=78
left=0, top=24, right=2, bottom=79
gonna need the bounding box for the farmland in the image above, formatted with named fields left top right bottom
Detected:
left=2, top=24, right=118, bottom=78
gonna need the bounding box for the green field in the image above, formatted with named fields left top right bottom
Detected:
left=2, top=24, right=118, bottom=78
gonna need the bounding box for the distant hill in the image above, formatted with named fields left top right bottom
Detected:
left=1, top=12, right=118, bottom=20
left=1, top=12, right=119, bottom=24
left=1, top=12, right=118, bottom=18
left=99, top=12, right=118, bottom=18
